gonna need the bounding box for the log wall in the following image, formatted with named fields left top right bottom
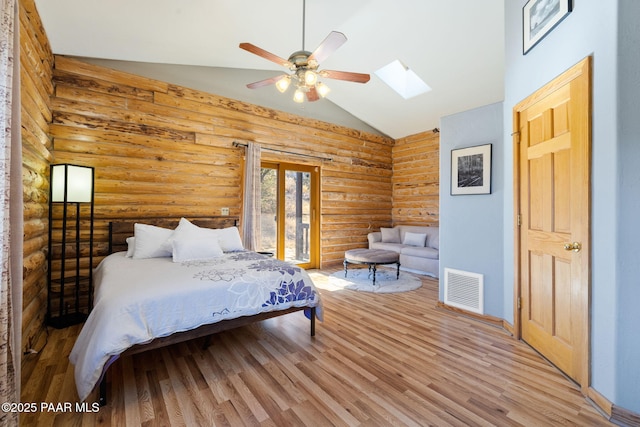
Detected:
left=20, top=0, right=54, bottom=360
left=18, top=2, right=440, bottom=373
left=49, top=56, right=395, bottom=270
left=392, top=130, right=440, bottom=226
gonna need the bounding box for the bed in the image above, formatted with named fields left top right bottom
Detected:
left=69, top=217, right=323, bottom=405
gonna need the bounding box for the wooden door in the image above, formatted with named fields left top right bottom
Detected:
left=514, top=57, right=591, bottom=388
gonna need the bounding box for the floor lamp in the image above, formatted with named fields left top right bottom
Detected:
left=47, top=164, right=95, bottom=328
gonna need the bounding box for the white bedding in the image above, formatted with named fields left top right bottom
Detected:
left=69, top=251, right=323, bottom=401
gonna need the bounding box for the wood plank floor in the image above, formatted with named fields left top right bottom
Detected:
left=21, top=269, right=613, bottom=426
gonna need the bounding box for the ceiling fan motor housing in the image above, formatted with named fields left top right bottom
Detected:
left=288, top=50, right=318, bottom=70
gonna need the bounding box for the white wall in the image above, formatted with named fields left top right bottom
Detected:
left=439, top=103, right=504, bottom=317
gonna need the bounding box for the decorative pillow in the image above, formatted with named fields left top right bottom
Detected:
left=125, top=237, right=135, bottom=257
left=132, top=223, right=174, bottom=259
left=172, top=235, right=223, bottom=262
left=380, top=227, right=401, bottom=243
left=403, top=232, right=428, bottom=247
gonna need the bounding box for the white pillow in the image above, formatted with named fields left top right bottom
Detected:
left=172, top=218, right=243, bottom=252
left=125, top=237, right=135, bottom=257
left=170, top=218, right=217, bottom=243
left=132, top=223, right=174, bottom=259
left=403, top=232, right=427, bottom=247
left=215, top=227, right=244, bottom=252
left=380, top=227, right=401, bottom=243
left=165, top=217, right=202, bottom=245
left=172, top=235, right=223, bottom=262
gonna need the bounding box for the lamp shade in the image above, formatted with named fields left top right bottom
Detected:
left=293, top=89, right=305, bottom=103
left=316, top=82, right=330, bottom=98
left=51, top=164, right=94, bottom=203
left=275, top=76, right=290, bottom=93
left=304, top=70, right=318, bottom=86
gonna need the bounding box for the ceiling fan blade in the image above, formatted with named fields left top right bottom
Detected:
left=246, top=74, right=288, bottom=89
left=308, top=31, right=347, bottom=64
left=321, top=70, right=371, bottom=83
left=306, top=86, right=320, bottom=102
left=239, top=43, right=292, bottom=68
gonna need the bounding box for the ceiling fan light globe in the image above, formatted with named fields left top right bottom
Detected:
left=293, top=89, right=305, bottom=103
left=304, top=70, right=318, bottom=86
left=316, top=82, right=330, bottom=98
left=276, top=76, right=290, bottom=93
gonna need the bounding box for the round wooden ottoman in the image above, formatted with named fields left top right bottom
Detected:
left=343, top=249, right=400, bottom=286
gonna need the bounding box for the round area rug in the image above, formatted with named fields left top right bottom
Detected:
left=329, top=268, right=422, bottom=293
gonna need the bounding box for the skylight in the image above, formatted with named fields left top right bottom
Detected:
left=374, top=59, right=431, bottom=99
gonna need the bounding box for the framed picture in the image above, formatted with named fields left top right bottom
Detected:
left=451, top=144, right=492, bottom=195
left=523, top=0, right=572, bottom=54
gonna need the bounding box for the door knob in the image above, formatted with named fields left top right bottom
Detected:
left=564, top=242, right=582, bottom=252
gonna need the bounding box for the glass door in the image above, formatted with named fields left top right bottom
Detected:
left=259, top=162, right=319, bottom=269
left=259, top=166, right=278, bottom=255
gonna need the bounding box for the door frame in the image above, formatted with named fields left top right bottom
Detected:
left=512, top=56, right=592, bottom=391
left=261, top=161, right=320, bottom=269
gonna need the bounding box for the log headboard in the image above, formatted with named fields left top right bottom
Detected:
left=108, top=216, right=239, bottom=254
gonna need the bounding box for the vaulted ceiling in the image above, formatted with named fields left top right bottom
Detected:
left=35, top=0, right=505, bottom=139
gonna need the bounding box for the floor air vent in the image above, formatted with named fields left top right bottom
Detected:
left=444, top=268, right=484, bottom=314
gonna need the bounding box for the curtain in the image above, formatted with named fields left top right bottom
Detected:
left=0, top=0, right=22, bottom=424
left=241, top=142, right=261, bottom=251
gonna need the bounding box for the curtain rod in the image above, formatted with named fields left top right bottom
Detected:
left=232, top=141, right=333, bottom=162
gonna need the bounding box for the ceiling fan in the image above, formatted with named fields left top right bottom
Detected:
left=239, top=0, right=370, bottom=103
